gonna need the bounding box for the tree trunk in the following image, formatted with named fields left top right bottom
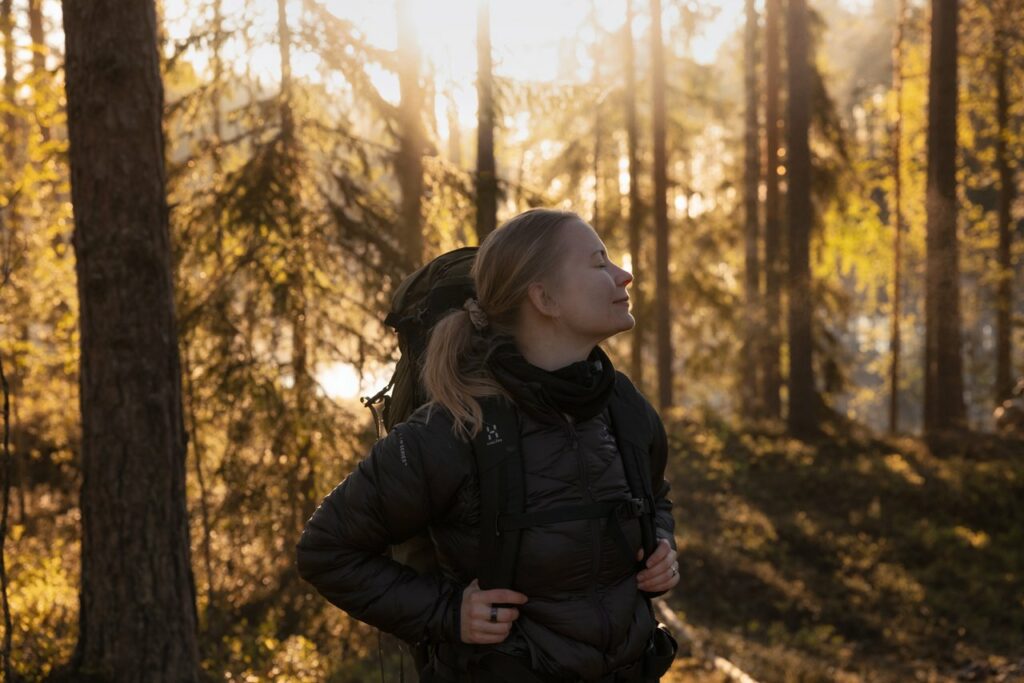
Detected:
left=27, top=0, right=48, bottom=138
left=1, top=354, right=12, bottom=681
left=28, top=0, right=44, bottom=73
left=276, top=0, right=317, bottom=534
left=589, top=1, right=602, bottom=231
left=923, top=0, right=965, bottom=433
left=993, top=19, right=1015, bottom=404
left=889, top=0, right=905, bottom=433
left=61, top=0, right=200, bottom=677
left=625, top=0, right=645, bottom=394
left=2, top=0, right=16, bottom=194
left=785, top=0, right=817, bottom=436
left=761, top=0, right=783, bottom=420
left=28, top=0, right=49, bottom=143
left=26, top=0, right=46, bottom=128
left=592, top=86, right=602, bottom=231
left=290, top=289, right=317, bottom=531
left=742, top=0, right=762, bottom=419
left=651, top=0, right=673, bottom=411
left=6, top=0, right=28, bottom=537
left=211, top=0, right=224, bottom=162
left=277, top=0, right=293, bottom=136
left=447, top=87, right=462, bottom=168
left=181, top=342, right=215, bottom=620
left=396, top=0, right=424, bottom=267
left=475, top=0, right=497, bottom=243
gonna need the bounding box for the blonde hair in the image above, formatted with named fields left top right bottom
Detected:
left=420, top=208, right=581, bottom=441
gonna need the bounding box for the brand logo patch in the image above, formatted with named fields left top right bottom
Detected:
left=485, top=423, right=502, bottom=446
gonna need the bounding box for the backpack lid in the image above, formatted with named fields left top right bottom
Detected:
left=372, top=246, right=479, bottom=433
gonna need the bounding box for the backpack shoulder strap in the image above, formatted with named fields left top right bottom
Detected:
left=605, top=372, right=658, bottom=564
left=470, top=395, right=524, bottom=593
left=471, top=375, right=660, bottom=593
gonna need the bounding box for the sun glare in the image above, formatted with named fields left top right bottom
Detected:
left=317, top=361, right=395, bottom=401
left=165, top=0, right=742, bottom=139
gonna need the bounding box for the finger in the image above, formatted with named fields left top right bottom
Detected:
left=471, top=619, right=515, bottom=636
left=638, top=568, right=677, bottom=591
left=650, top=551, right=677, bottom=575
left=645, top=539, right=671, bottom=566
left=643, top=549, right=674, bottom=575
left=653, top=569, right=681, bottom=592
left=469, top=612, right=515, bottom=633
left=470, top=628, right=513, bottom=644
left=639, top=556, right=678, bottom=583
left=472, top=604, right=520, bottom=623
left=639, top=554, right=674, bottom=580
left=478, top=589, right=529, bottom=605
left=639, top=578, right=673, bottom=593
left=638, top=569, right=671, bottom=585
left=642, top=565, right=674, bottom=582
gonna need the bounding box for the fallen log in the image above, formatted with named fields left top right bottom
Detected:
left=653, top=597, right=761, bottom=683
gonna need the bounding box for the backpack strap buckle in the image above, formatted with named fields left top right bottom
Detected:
left=616, top=497, right=650, bottom=521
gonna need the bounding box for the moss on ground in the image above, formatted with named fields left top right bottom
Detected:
left=661, top=416, right=1024, bottom=683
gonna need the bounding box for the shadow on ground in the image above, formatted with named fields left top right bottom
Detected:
left=660, top=414, right=1024, bottom=683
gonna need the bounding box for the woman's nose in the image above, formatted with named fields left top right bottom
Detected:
left=616, top=266, right=633, bottom=287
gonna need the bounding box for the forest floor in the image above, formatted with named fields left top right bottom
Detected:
left=6, top=416, right=1024, bottom=682
left=658, top=414, right=1024, bottom=683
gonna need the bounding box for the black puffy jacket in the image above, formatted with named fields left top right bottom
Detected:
left=296, top=371, right=676, bottom=681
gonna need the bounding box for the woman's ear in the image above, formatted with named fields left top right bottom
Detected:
left=526, top=281, right=560, bottom=318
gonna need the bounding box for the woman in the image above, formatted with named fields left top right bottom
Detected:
left=297, top=209, right=679, bottom=681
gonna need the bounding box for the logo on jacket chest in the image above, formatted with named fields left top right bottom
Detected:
left=485, top=422, right=502, bottom=446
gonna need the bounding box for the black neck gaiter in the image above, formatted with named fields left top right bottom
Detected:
left=486, top=338, right=616, bottom=426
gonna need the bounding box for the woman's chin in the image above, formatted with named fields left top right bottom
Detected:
left=608, top=315, right=636, bottom=337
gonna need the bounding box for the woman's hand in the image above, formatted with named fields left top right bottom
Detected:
left=636, top=538, right=679, bottom=593
left=460, top=578, right=529, bottom=644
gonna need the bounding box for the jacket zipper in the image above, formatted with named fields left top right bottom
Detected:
left=565, top=414, right=586, bottom=498
left=597, top=594, right=612, bottom=652
left=565, top=414, right=609, bottom=650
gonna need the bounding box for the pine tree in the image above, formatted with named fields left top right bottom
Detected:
left=62, top=0, right=200, bottom=676
left=651, top=0, right=673, bottom=410
left=761, top=0, right=784, bottom=420
left=624, top=0, right=646, bottom=394
left=889, top=0, right=906, bottom=433
left=742, top=0, right=763, bottom=419
left=923, top=0, right=966, bottom=433
left=786, top=0, right=819, bottom=436
left=475, top=0, right=497, bottom=242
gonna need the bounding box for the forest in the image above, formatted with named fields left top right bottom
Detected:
left=0, top=0, right=1022, bottom=681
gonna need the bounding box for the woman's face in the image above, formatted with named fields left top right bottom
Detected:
left=543, top=219, right=635, bottom=344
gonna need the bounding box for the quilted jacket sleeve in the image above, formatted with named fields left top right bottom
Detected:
left=643, top=399, right=677, bottom=599
left=295, top=405, right=471, bottom=645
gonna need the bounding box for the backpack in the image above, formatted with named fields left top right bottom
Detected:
left=362, top=246, right=669, bottom=679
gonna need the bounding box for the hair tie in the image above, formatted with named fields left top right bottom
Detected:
left=463, top=297, right=489, bottom=332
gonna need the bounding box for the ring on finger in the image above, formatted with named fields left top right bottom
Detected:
left=489, top=604, right=498, bottom=623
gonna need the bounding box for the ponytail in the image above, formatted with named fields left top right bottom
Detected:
left=420, top=309, right=507, bottom=441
